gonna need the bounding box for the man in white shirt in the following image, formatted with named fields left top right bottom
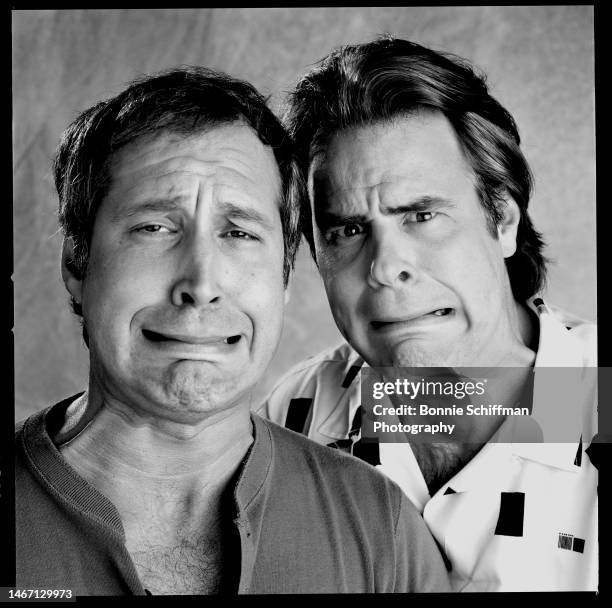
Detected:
left=262, top=37, right=598, bottom=591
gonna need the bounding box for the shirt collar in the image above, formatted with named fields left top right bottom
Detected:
left=235, top=413, right=273, bottom=511
left=21, top=396, right=127, bottom=536
left=527, top=296, right=587, bottom=367
left=232, top=413, right=274, bottom=593
left=315, top=352, right=366, bottom=441
left=510, top=296, right=590, bottom=469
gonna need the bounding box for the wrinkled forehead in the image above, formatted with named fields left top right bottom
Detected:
left=111, top=122, right=279, bottom=179
left=101, top=122, right=283, bottom=209
left=308, top=111, right=475, bottom=204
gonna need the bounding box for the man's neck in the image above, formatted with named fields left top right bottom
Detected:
left=516, top=299, right=540, bottom=358
left=413, top=300, right=540, bottom=495
left=479, top=299, right=538, bottom=368
left=54, top=391, right=253, bottom=522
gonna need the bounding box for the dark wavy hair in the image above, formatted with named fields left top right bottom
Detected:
left=285, top=36, right=547, bottom=301
left=55, top=65, right=304, bottom=322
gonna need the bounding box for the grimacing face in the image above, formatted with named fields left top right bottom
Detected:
left=309, top=111, right=526, bottom=368
left=63, top=122, right=288, bottom=423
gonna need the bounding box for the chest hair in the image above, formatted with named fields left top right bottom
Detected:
left=411, top=441, right=485, bottom=496
left=128, top=528, right=227, bottom=595
left=124, top=490, right=240, bottom=596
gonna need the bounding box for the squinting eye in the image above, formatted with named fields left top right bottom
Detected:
left=225, top=230, right=256, bottom=240
left=405, top=211, right=437, bottom=223
left=136, top=224, right=172, bottom=233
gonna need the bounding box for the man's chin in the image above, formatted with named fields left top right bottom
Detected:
left=133, top=367, right=257, bottom=417
left=367, top=342, right=458, bottom=368
left=391, top=353, right=449, bottom=368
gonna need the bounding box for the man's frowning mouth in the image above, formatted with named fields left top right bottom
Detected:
left=141, top=329, right=242, bottom=345
left=370, top=308, right=454, bottom=330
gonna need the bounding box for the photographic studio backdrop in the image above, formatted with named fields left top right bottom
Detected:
left=13, top=7, right=595, bottom=421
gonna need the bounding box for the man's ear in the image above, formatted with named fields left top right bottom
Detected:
left=61, top=237, right=83, bottom=304
left=497, top=196, right=521, bottom=258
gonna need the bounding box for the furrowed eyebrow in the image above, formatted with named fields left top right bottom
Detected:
left=218, top=202, right=275, bottom=231
left=109, top=197, right=183, bottom=222
left=316, top=196, right=454, bottom=228
left=109, top=198, right=275, bottom=231
left=381, top=195, right=455, bottom=215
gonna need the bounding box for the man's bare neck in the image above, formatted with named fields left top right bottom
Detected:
left=505, top=300, right=538, bottom=366
left=55, top=392, right=253, bottom=531
left=56, top=393, right=253, bottom=482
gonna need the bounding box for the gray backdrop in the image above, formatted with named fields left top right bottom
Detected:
left=13, top=7, right=596, bottom=422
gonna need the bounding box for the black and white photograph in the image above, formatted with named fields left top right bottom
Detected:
left=11, top=6, right=597, bottom=596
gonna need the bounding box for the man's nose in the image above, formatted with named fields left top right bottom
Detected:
left=366, top=227, right=418, bottom=289
left=171, top=235, right=221, bottom=306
